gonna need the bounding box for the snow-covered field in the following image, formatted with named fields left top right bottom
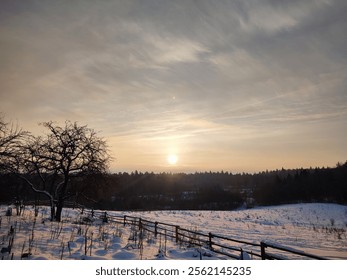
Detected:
left=0, top=203, right=346, bottom=260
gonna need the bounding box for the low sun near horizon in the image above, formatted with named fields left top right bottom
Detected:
left=167, top=154, right=178, bottom=165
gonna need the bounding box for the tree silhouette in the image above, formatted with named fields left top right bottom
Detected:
left=16, top=121, right=110, bottom=221
left=0, top=115, right=28, bottom=172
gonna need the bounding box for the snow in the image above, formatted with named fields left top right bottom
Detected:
left=0, top=203, right=346, bottom=260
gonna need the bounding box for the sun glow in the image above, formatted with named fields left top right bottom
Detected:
left=167, top=154, right=178, bottom=165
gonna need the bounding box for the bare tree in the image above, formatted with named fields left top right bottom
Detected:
left=0, top=115, right=28, bottom=171
left=18, top=121, right=111, bottom=221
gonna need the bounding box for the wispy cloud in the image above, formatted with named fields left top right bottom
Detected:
left=1, top=0, right=346, bottom=172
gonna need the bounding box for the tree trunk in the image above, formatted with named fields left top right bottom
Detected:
left=50, top=205, right=56, bottom=221
left=55, top=199, right=64, bottom=222
left=50, top=199, right=56, bottom=221
left=55, top=176, right=69, bottom=222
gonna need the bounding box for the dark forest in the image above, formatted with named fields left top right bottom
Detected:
left=1, top=162, right=346, bottom=211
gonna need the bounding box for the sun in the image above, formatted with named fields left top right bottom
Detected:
left=167, top=154, right=178, bottom=165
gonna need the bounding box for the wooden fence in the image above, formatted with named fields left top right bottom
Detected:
left=84, top=209, right=327, bottom=260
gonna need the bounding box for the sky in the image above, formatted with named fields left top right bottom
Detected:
left=1, top=0, right=347, bottom=173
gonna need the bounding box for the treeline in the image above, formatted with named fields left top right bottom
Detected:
left=1, top=162, right=346, bottom=210
left=254, top=162, right=347, bottom=205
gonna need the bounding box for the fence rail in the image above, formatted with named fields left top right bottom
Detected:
left=82, top=208, right=327, bottom=260
left=260, top=241, right=327, bottom=260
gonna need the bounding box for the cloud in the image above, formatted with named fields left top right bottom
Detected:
left=0, top=0, right=346, bottom=171
left=150, top=37, right=210, bottom=64
left=236, top=0, right=334, bottom=34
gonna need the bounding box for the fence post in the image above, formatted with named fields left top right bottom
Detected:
left=175, top=226, right=180, bottom=243
left=139, top=218, right=142, bottom=230
left=102, top=211, right=108, bottom=223
left=123, top=215, right=126, bottom=226
left=209, top=232, right=213, bottom=250
left=260, top=242, right=267, bottom=260
left=155, top=222, right=158, bottom=237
